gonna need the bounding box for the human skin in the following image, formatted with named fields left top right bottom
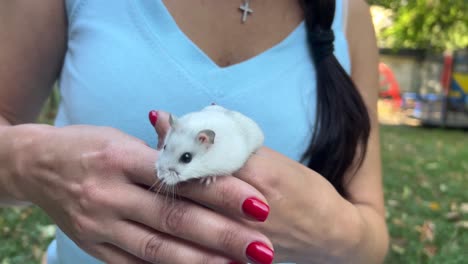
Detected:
left=0, top=0, right=388, bottom=263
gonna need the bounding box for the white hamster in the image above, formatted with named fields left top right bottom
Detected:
left=156, top=105, right=264, bottom=185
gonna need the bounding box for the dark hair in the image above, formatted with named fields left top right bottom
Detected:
left=301, top=0, right=371, bottom=197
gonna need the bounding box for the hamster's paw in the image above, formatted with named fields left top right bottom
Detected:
left=199, top=176, right=217, bottom=185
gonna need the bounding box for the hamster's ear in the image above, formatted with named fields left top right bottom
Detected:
left=197, top=129, right=215, bottom=146
left=169, top=114, right=178, bottom=129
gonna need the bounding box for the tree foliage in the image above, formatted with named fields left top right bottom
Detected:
left=368, top=0, right=468, bottom=51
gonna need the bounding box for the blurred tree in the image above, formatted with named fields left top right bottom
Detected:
left=367, top=0, right=468, bottom=52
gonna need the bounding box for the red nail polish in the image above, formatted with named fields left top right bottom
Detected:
left=246, top=242, right=274, bottom=264
left=242, top=197, right=269, bottom=222
left=149, top=110, right=158, bottom=126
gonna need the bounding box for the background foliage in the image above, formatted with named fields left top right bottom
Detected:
left=368, top=0, right=468, bottom=51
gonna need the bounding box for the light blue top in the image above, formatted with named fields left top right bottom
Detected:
left=47, top=0, right=351, bottom=263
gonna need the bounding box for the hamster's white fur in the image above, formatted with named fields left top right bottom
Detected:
left=156, top=105, right=264, bottom=185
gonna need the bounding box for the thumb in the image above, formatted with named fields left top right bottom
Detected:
left=148, top=110, right=171, bottom=150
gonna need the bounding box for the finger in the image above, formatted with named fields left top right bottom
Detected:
left=117, top=184, right=274, bottom=263
left=177, top=176, right=270, bottom=222
left=119, top=143, right=159, bottom=187
left=252, top=147, right=298, bottom=167
left=234, top=147, right=307, bottom=190
left=253, top=147, right=312, bottom=174
left=148, top=110, right=171, bottom=150
left=107, top=220, right=236, bottom=264
left=88, top=243, right=152, bottom=264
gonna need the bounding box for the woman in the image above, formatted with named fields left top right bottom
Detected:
left=0, top=0, right=388, bottom=263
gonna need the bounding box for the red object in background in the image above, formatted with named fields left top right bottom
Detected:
left=440, top=53, right=453, bottom=94
left=379, top=62, right=401, bottom=108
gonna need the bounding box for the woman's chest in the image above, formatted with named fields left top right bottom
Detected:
left=59, top=0, right=317, bottom=161
left=161, top=0, right=304, bottom=67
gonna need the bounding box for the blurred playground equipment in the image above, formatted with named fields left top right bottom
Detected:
left=379, top=49, right=468, bottom=127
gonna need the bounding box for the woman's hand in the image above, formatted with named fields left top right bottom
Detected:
left=5, top=124, right=274, bottom=264
left=152, top=110, right=386, bottom=264
left=178, top=146, right=361, bottom=263
left=151, top=110, right=356, bottom=263
left=235, top=148, right=365, bottom=263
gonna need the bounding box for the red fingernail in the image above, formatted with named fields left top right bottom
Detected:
left=149, top=110, right=158, bottom=126
left=246, top=242, right=274, bottom=264
left=242, top=197, right=269, bottom=222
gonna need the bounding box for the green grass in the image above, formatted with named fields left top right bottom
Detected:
left=1, top=96, right=467, bottom=263
left=381, top=125, right=468, bottom=263
left=0, top=207, right=53, bottom=264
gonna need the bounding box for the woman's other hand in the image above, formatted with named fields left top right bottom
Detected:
left=4, top=124, right=273, bottom=264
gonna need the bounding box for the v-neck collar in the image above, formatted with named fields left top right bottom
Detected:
left=131, top=0, right=307, bottom=98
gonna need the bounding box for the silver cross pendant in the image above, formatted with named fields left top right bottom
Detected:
left=239, top=0, right=253, bottom=23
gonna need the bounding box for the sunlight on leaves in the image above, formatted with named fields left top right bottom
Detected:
left=391, top=244, right=406, bottom=255
left=402, top=186, right=412, bottom=199
left=390, top=238, right=407, bottom=255
left=460, top=203, right=468, bottom=214
left=455, top=221, right=468, bottom=229
left=425, top=162, right=439, bottom=170
left=445, top=211, right=461, bottom=221
left=387, top=199, right=399, bottom=207
left=39, top=225, right=56, bottom=239
left=439, top=183, right=447, bottom=192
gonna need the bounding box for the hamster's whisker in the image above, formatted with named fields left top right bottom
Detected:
left=148, top=178, right=162, bottom=204
left=153, top=181, right=165, bottom=201
left=173, top=184, right=180, bottom=200
left=173, top=185, right=178, bottom=203
left=147, top=180, right=159, bottom=192
left=163, top=184, right=170, bottom=204
left=171, top=185, right=175, bottom=205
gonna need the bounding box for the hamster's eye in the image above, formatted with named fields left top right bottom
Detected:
left=179, top=152, right=192, bottom=163
left=163, top=145, right=166, bottom=150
